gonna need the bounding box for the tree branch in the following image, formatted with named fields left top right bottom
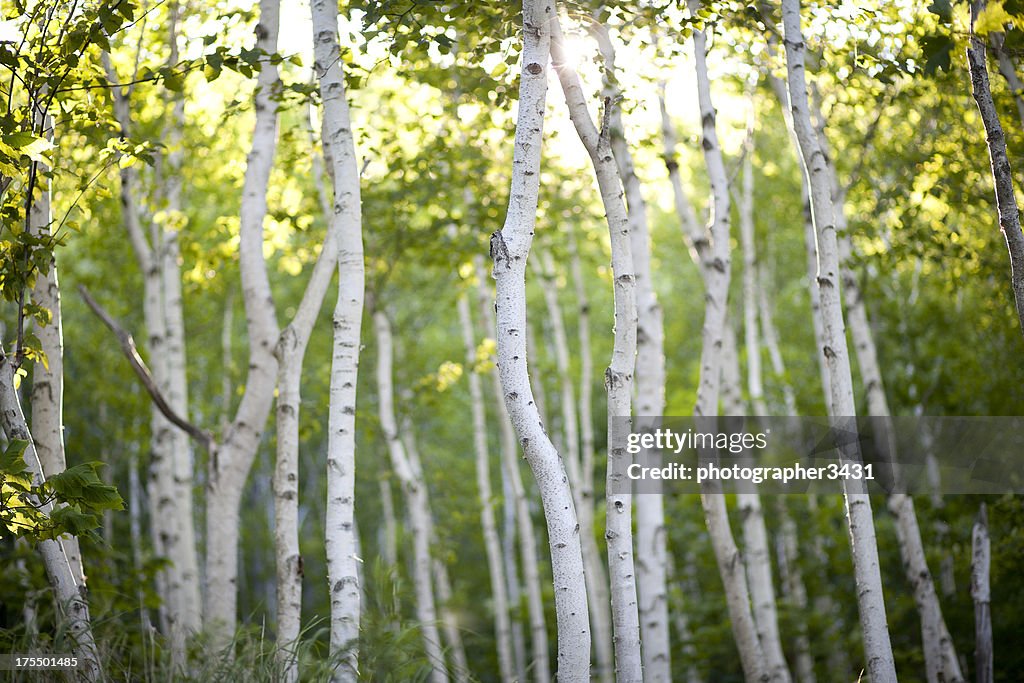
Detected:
left=78, top=285, right=215, bottom=452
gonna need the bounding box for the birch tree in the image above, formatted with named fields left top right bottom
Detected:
left=565, top=230, right=614, bottom=683
left=972, top=503, right=993, bottom=683
left=531, top=245, right=613, bottom=683
left=549, top=16, right=641, bottom=680
left=779, top=1, right=897, bottom=679
left=680, top=6, right=768, bottom=680
left=374, top=309, right=448, bottom=682
left=457, top=289, right=515, bottom=682
left=312, top=0, right=366, bottom=675
left=489, top=0, right=590, bottom=677
left=103, top=26, right=202, bottom=653
left=593, top=22, right=672, bottom=681
left=0, top=359, right=103, bottom=680
left=966, top=0, right=1024, bottom=336
left=476, top=255, right=551, bottom=682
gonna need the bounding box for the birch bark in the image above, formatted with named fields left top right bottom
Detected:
left=476, top=256, right=550, bottom=682
left=103, top=49, right=199, bottom=653
left=401, top=421, right=470, bottom=683
left=161, top=3, right=202, bottom=647
left=28, top=115, right=84, bottom=589
left=593, top=23, right=671, bottom=681
left=566, top=231, right=614, bottom=683
left=490, top=2, right=588, bottom=677
left=550, top=18, right=641, bottom=681
left=723, top=325, right=792, bottom=683
left=774, top=500, right=816, bottom=683
left=967, top=0, right=1024, bottom=335
left=373, top=311, right=447, bottom=682
left=0, top=358, right=102, bottom=680
left=531, top=246, right=613, bottom=683
left=205, top=0, right=282, bottom=645
left=312, top=0, right=366, bottom=675
left=971, top=504, right=992, bottom=683
left=779, top=2, right=897, bottom=680
left=687, top=7, right=768, bottom=680
left=457, top=291, right=515, bottom=683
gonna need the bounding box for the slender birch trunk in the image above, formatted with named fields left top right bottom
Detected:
left=379, top=478, right=398, bottom=567
left=129, top=442, right=154, bottom=635
left=550, top=18, right=641, bottom=681
left=592, top=23, right=672, bottom=681
left=756, top=270, right=797, bottom=415
left=774, top=500, right=816, bottom=683
left=457, top=292, right=515, bottom=682
left=401, top=421, right=470, bottom=683
left=971, top=504, right=992, bottom=683
left=373, top=311, right=447, bottom=682
left=0, top=358, right=102, bottom=680
left=738, top=125, right=767, bottom=416
left=685, top=7, right=768, bottom=680
left=531, top=246, right=613, bottom=682
left=490, top=2, right=588, bottom=677
left=103, top=50, right=199, bottom=655
left=161, top=4, right=203, bottom=651
left=779, top=3, right=897, bottom=680
left=666, top=551, right=704, bottom=683
left=732, top=125, right=795, bottom=683
left=565, top=230, right=615, bottom=683
left=967, top=0, right=1024, bottom=335
left=476, top=256, right=549, bottom=682
left=28, top=114, right=85, bottom=590
left=723, top=324, right=792, bottom=683
left=313, top=0, right=365, bottom=676
left=272, top=206, right=340, bottom=682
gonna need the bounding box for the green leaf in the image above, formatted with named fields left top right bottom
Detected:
left=1, top=132, right=54, bottom=162
left=0, top=439, right=29, bottom=475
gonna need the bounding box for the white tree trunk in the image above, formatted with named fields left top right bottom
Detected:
left=593, top=23, right=672, bottom=682
left=312, top=0, right=365, bottom=677
left=457, top=292, right=515, bottom=682
left=738, top=128, right=767, bottom=416
left=566, top=231, right=614, bottom=683
left=550, top=19, right=641, bottom=681
left=723, top=325, right=792, bottom=683
left=0, top=358, right=102, bottom=680
left=755, top=271, right=797, bottom=415
left=531, top=247, right=613, bottom=683
left=28, top=117, right=84, bottom=590
left=490, top=2, right=587, bottom=677
left=774, top=500, right=816, bottom=683
left=103, top=48, right=200, bottom=655
left=401, top=421, right=470, bottom=683
left=686, top=7, right=768, bottom=681
left=779, top=2, right=897, bottom=680
left=476, top=256, right=550, bottom=683
left=374, top=311, right=448, bottom=682
left=161, top=4, right=203, bottom=651
left=971, top=504, right=992, bottom=683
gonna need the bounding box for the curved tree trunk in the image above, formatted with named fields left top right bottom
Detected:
left=565, top=230, right=614, bottom=683
left=373, top=312, right=449, bottom=683
left=779, top=2, right=898, bottom=679
left=550, top=17, right=641, bottom=681
left=593, top=22, right=672, bottom=682
left=0, top=359, right=103, bottom=680
left=532, top=246, right=614, bottom=683
left=490, top=1, right=589, bottom=677
left=476, top=256, right=551, bottom=683
left=457, top=292, right=515, bottom=683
